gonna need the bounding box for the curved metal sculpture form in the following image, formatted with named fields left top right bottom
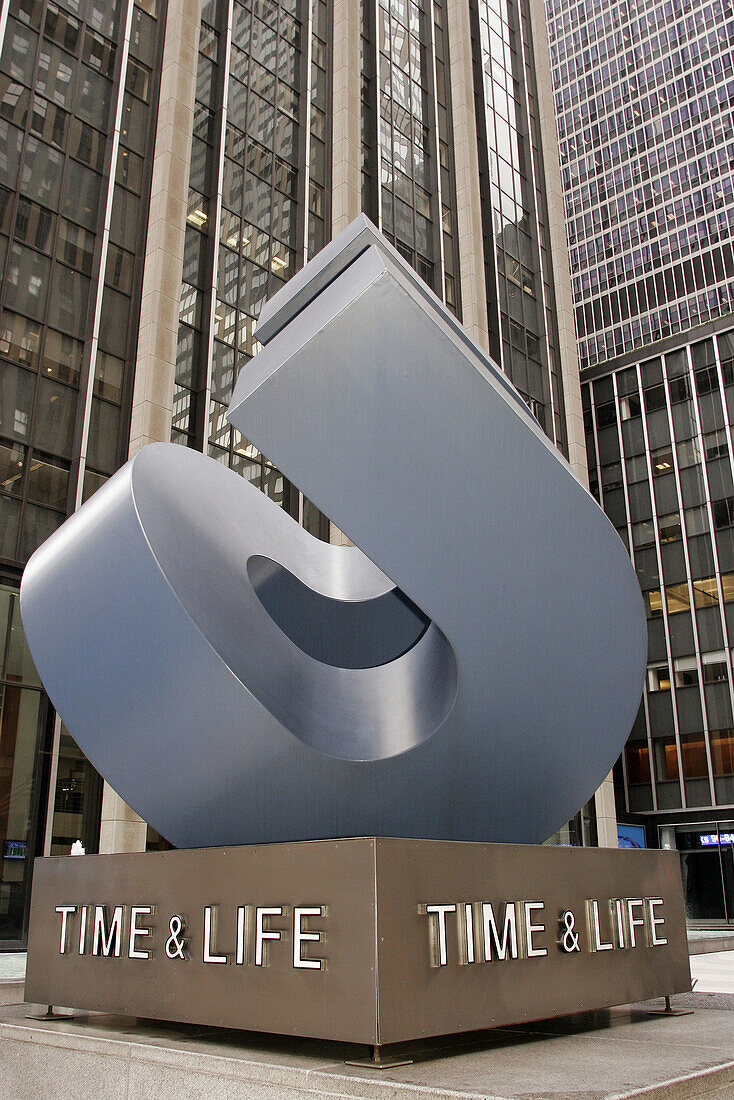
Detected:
left=20, top=216, right=646, bottom=847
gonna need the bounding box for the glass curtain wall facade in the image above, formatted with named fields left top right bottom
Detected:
left=473, top=0, right=569, bottom=447
left=582, top=321, right=734, bottom=921
left=548, top=0, right=734, bottom=373
left=548, top=0, right=734, bottom=920
left=169, top=0, right=331, bottom=537
left=0, top=0, right=165, bottom=944
left=0, top=0, right=589, bottom=946
left=169, top=0, right=575, bottom=516
left=367, top=0, right=461, bottom=311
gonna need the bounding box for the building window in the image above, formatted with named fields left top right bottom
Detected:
left=647, top=663, right=671, bottom=691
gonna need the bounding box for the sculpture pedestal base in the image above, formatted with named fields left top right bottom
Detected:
left=25, top=838, right=690, bottom=1046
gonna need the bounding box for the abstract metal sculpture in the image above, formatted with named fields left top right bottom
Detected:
left=20, top=217, right=646, bottom=847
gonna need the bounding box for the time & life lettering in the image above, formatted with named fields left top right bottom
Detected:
left=52, top=903, right=327, bottom=970
left=420, top=896, right=668, bottom=967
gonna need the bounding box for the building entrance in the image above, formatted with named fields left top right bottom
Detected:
left=673, top=823, right=734, bottom=925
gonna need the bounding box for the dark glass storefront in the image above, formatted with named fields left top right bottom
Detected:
left=673, top=822, right=734, bottom=925
left=0, top=582, right=48, bottom=947
left=0, top=580, right=101, bottom=948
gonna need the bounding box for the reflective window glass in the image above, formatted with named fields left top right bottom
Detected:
left=44, top=4, right=80, bottom=53
left=94, top=349, right=124, bottom=402
left=33, top=376, right=77, bottom=457
left=14, top=198, right=55, bottom=252
left=19, top=137, right=63, bottom=208
left=68, top=117, right=105, bottom=170
left=0, top=495, right=20, bottom=557
left=35, top=41, right=75, bottom=109
left=666, top=582, right=691, bottom=614
left=47, top=264, right=90, bottom=336
left=86, top=396, right=120, bottom=473
left=0, top=310, right=41, bottom=368
left=83, top=28, right=116, bottom=76
left=1, top=19, right=39, bottom=86
left=58, top=218, right=95, bottom=274
left=29, top=95, right=68, bottom=148
left=105, top=243, right=133, bottom=294
left=61, top=161, right=101, bottom=230
left=42, top=329, right=82, bottom=386
left=76, top=65, right=113, bottom=128
left=4, top=243, right=51, bottom=320
left=26, top=454, right=68, bottom=508
left=0, top=440, right=25, bottom=496
left=19, top=501, right=64, bottom=557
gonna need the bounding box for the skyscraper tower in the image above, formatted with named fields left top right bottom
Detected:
left=0, top=0, right=596, bottom=949
left=548, top=0, right=734, bottom=920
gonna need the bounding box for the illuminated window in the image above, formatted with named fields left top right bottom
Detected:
left=626, top=741, right=650, bottom=784
left=645, top=588, right=664, bottom=617
left=666, top=582, right=691, bottom=614
left=691, top=576, right=720, bottom=607
left=654, top=738, right=679, bottom=783
left=652, top=447, right=674, bottom=475
left=647, top=663, right=671, bottom=691
left=659, top=513, right=682, bottom=542
left=711, top=730, right=734, bottom=776
left=680, top=733, right=709, bottom=779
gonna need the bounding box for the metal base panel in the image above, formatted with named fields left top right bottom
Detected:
left=24, top=838, right=691, bottom=1047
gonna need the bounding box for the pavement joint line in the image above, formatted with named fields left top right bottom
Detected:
left=607, top=1059, right=734, bottom=1100
left=122, top=1034, right=511, bottom=1100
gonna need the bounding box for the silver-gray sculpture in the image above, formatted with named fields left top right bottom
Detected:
left=20, top=216, right=646, bottom=847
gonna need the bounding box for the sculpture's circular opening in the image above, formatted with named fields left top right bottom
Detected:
left=247, top=554, right=430, bottom=668
left=245, top=554, right=458, bottom=761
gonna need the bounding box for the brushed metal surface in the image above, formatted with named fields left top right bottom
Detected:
left=25, top=840, right=691, bottom=1047
left=25, top=840, right=379, bottom=1044
left=20, top=216, right=646, bottom=847
left=372, top=839, right=691, bottom=1044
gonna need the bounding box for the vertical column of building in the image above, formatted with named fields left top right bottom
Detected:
left=524, top=0, right=582, bottom=477
left=524, top=0, right=616, bottom=845
left=466, top=0, right=561, bottom=450
left=331, top=0, right=360, bottom=234
left=128, top=0, right=199, bottom=458
left=445, top=0, right=487, bottom=351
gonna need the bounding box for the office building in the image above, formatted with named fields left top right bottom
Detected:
left=0, top=0, right=602, bottom=949
left=547, top=0, right=734, bottom=919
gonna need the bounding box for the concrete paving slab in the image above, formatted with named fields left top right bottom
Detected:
left=0, top=953, right=26, bottom=981
left=690, top=952, right=734, bottom=994
left=1, top=994, right=734, bottom=1100
left=688, top=932, right=734, bottom=956
left=0, top=982, right=24, bottom=1006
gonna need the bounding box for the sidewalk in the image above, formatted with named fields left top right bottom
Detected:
left=1, top=993, right=734, bottom=1100
left=690, top=950, right=734, bottom=994
left=0, top=954, right=26, bottom=982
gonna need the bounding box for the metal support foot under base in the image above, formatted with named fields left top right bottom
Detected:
left=26, top=1005, right=75, bottom=1021
left=646, top=995, right=694, bottom=1017
left=345, top=1044, right=414, bottom=1069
